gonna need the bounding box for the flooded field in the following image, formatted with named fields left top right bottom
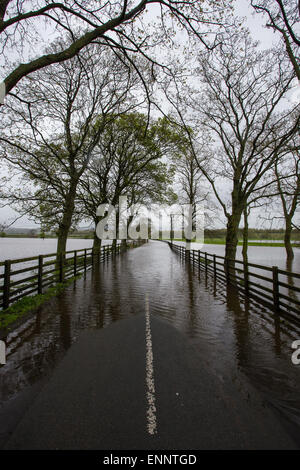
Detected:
left=1, top=237, right=299, bottom=272
left=173, top=241, right=300, bottom=273
left=0, top=238, right=102, bottom=262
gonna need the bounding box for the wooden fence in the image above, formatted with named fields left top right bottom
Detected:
left=169, top=243, right=300, bottom=322
left=0, top=240, right=146, bottom=311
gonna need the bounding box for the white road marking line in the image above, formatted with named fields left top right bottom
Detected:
left=145, top=293, right=157, bottom=435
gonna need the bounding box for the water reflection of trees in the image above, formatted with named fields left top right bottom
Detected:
left=197, top=265, right=285, bottom=361
left=225, top=284, right=250, bottom=368
left=0, top=243, right=298, bottom=439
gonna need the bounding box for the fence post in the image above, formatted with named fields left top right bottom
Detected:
left=213, top=254, right=216, bottom=278
left=74, top=250, right=77, bottom=276
left=3, top=260, right=11, bottom=310
left=84, top=249, right=87, bottom=271
left=59, top=253, right=64, bottom=283
left=205, top=252, right=208, bottom=274
left=38, top=255, right=43, bottom=294
left=272, top=266, right=280, bottom=311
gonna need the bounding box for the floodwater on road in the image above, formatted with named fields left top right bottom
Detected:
left=0, top=241, right=300, bottom=447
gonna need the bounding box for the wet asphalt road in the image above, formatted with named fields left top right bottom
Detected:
left=3, top=313, right=297, bottom=449
left=1, top=241, right=300, bottom=449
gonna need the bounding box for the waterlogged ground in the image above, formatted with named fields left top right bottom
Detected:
left=1, top=237, right=299, bottom=271
left=173, top=241, right=300, bottom=273
left=0, top=237, right=116, bottom=262
left=0, top=241, right=300, bottom=447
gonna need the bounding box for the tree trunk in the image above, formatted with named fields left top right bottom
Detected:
left=93, top=214, right=107, bottom=251
left=127, top=215, right=134, bottom=241
left=284, top=217, right=294, bottom=260
left=93, top=230, right=102, bottom=253
left=185, top=204, right=193, bottom=254
left=242, top=208, right=249, bottom=265
left=225, top=202, right=243, bottom=282
left=225, top=212, right=242, bottom=261
left=57, top=228, right=69, bottom=258
left=225, top=178, right=245, bottom=263
left=56, top=183, right=77, bottom=258
left=285, top=258, right=297, bottom=302
left=112, top=210, right=119, bottom=251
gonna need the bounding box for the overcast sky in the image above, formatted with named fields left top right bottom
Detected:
left=0, top=1, right=288, bottom=230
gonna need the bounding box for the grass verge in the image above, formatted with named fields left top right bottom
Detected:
left=0, top=274, right=82, bottom=330
left=168, top=239, right=299, bottom=247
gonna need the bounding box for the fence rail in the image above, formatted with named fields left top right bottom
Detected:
left=169, top=243, right=300, bottom=322
left=0, top=240, right=146, bottom=311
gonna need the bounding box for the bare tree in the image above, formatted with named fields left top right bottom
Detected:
left=172, top=142, right=217, bottom=244
left=274, top=141, right=300, bottom=259
left=244, top=123, right=300, bottom=261
left=251, top=0, right=300, bottom=80
left=0, top=0, right=232, bottom=101
left=183, top=32, right=299, bottom=262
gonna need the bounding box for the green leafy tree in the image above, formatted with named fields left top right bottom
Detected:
left=0, top=46, right=142, bottom=256
left=77, top=113, right=178, bottom=249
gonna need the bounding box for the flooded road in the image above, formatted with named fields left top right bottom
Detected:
left=1, top=241, right=300, bottom=447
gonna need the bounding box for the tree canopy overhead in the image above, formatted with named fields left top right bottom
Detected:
left=0, top=0, right=232, bottom=100
left=251, top=0, right=300, bottom=80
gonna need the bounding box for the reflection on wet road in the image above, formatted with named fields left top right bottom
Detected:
left=1, top=241, right=300, bottom=446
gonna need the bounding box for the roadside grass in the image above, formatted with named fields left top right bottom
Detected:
left=0, top=274, right=82, bottom=330
left=167, top=238, right=299, bottom=247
